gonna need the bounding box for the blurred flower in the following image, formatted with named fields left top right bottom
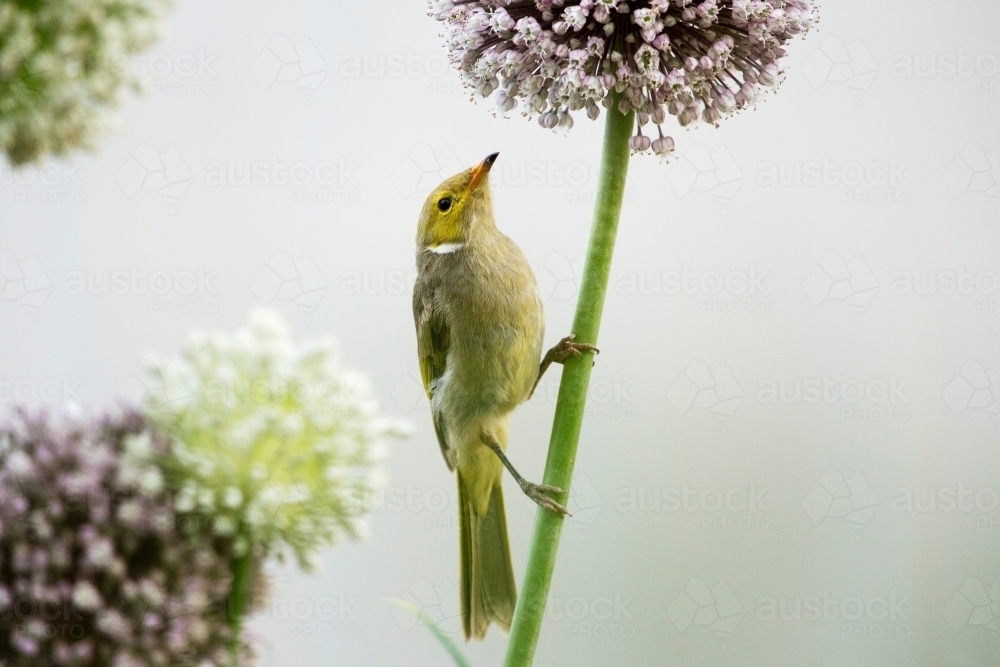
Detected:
left=430, top=0, right=816, bottom=155
left=0, top=409, right=244, bottom=666
left=137, top=309, right=408, bottom=569
left=0, top=0, right=169, bottom=165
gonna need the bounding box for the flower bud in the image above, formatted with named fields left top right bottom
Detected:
left=716, top=91, right=736, bottom=111
left=760, top=63, right=780, bottom=85
left=539, top=111, right=559, bottom=128
left=652, top=135, right=675, bottom=155
left=629, top=133, right=651, bottom=151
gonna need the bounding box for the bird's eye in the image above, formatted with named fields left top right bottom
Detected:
left=437, top=197, right=452, bottom=212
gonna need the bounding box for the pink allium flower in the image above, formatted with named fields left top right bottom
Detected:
left=0, top=409, right=254, bottom=666
left=430, top=0, right=816, bottom=154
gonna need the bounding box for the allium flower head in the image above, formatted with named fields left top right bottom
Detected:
left=430, top=0, right=816, bottom=155
left=0, top=0, right=168, bottom=165
left=137, top=309, right=408, bottom=569
left=0, top=409, right=245, bottom=666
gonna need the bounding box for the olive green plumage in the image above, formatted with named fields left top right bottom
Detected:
left=412, top=154, right=544, bottom=640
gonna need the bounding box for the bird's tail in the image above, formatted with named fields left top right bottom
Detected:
left=458, top=470, right=517, bottom=641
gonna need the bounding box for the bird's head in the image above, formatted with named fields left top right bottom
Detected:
left=416, top=152, right=498, bottom=252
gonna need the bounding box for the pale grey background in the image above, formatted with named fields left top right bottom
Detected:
left=2, top=1, right=999, bottom=666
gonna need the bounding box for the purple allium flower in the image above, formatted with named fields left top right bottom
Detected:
left=0, top=409, right=258, bottom=666
left=430, top=0, right=817, bottom=154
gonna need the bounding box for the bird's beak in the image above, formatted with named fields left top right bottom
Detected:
left=467, top=152, right=499, bottom=192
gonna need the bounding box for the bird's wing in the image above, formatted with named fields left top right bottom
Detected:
left=413, top=280, right=456, bottom=471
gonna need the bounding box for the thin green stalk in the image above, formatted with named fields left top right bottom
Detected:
left=227, top=547, right=253, bottom=667
left=504, top=99, right=634, bottom=667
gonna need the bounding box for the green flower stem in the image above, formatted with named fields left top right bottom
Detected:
left=504, top=99, right=634, bottom=667
left=227, top=546, right=253, bottom=667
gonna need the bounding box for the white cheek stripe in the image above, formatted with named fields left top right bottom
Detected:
left=427, top=243, right=465, bottom=254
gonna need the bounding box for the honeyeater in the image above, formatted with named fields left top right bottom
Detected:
left=412, top=152, right=597, bottom=641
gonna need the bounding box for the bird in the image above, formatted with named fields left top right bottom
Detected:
left=412, top=152, right=597, bottom=641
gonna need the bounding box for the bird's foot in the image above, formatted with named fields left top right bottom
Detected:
left=519, top=479, right=570, bottom=516
left=545, top=335, right=599, bottom=365
left=528, top=335, right=600, bottom=399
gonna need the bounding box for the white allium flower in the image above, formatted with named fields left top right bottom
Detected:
left=137, top=309, right=409, bottom=569
left=0, top=0, right=170, bottom=165
left=431, top=0, right=816, bottom=155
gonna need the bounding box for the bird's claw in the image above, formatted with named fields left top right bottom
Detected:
left=520, top=480, right=570, bottom=515
left=549, top=335, right=599, bottom=364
